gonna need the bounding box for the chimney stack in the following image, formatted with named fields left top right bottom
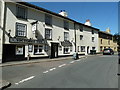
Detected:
left=106, top=27, right=111, bottom=33
left=85, top=19, right=92, bottom=26
left=59, top=10, right=68, bottom=17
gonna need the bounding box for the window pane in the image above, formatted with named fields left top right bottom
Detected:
left=45, top=14, right=52, bottom=26
left=16, top=23, right=26, bottom=37
left=17, top=5, right=27, bottom=19
left=64, top=32, right=69, bottom=41
left=45, top=29, right=52, bottom=39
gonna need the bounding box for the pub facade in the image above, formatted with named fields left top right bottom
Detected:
left=0, top=1, right=102, bottom=63
left=1, top=1, right=76, bottom=62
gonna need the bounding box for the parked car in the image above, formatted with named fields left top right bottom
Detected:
left=103, top=48, right=114, bottom=55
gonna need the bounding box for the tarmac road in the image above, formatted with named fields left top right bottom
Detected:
left=3, top=54, right=118, bottom=88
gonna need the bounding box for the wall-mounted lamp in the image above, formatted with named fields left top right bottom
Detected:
left=71, top=38, right=74, bottom=42
left=8, top=29, right=11, bottom=37
left=58, top=36, right=60, bottom=41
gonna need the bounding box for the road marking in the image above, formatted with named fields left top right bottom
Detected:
left=75, top=60, right=81, bottom=61
left=15, top=76, right=35, bottom=85
left=99, top=56, right=118, bottom=57
left=49, top=68, right=56, bottom=71
left=58, top=64, right=66, bottom=67
left=43, top=70, right=49, bottom=73
left=70, top=61, right=75, bottom=63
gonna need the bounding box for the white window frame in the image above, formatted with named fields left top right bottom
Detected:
left=16, top=45, right=24, bottom=55
left=45, top=29, right=52, bottom=40
left=64, top=32, right=69, bottom=41
left=80, top=35, right=83, bottom=40
left=81, top=46, right=85, bottom=52
left=92, top=37, right=95, bottom=42
left=16, top=23, right=27, bottom=37
left=34, top=45, right=43, bottom=55
left=44, top=45, right=49, bottom=52
left=64, top=46, right=69, bottom=54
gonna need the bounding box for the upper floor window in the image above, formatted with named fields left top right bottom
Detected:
left=16, top=23, right=27, bottom=37
left=80, top=35, right=83, bottom=40
left=64, top=32, right=69, bottom=41
left=16, top=5, right=27, bottom=20
left=45, top=14, right=52, bottom=26
left=100, top=46, right=102, bottom=51
left=81, top=46, right=85, bottom=52
left=92, top=30, right=94, bottom=34
left=45, top=29, right=52, bottom=40
left=64, top=20, right=69, bottom=30
left=79, top=25, right=83, bottom=32
left=92, top=37, right=94, bottom=42
left=108, top=40, right=110, bottom=45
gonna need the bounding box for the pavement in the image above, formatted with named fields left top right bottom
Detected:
left=0, top=55, right=87, bottom=67
left=0, top=80, right=11, bottom=89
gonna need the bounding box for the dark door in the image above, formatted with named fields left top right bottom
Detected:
left=2, top=44, right=25, bottom=63
left=51, top=43, right=58, bottom=58
left=87, top=46, right=89, bottom=54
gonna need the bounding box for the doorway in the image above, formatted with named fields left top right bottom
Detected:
left=87, top=46, right=89, bottom=54
left=51, top=43, right=58, bottom=58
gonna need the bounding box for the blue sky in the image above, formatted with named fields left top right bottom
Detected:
left=30, top=2, right=118, bottom=34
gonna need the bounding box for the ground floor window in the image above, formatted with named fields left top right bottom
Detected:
left=100, top=46, right=102, bottom=51
left=28, top=44, right=33, bottom=52
left=16, top=45, right=24, bottom=55
left=59, top=46, right=62, bottom=51
left=81, top=46, right=85, bottom=52
left=34, top=45, right=43, bottom=55
left=92, top=47, right=95, bottom=50
left=78, top=46, right=80, bottom=52
left=44, top=45, right=48, bottom=52
left=64, top=47, right=69, bottom=54
left=70, top=46, right=73, bottom=52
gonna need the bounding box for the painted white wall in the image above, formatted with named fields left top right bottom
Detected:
left=4, top=2, right=75, bottom=58
left=0, top=0, right=5, bottom=63
left=76, top=24, right=99, bottom=55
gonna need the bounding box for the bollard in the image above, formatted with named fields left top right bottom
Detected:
left=27, top=54, right=30, bottom=61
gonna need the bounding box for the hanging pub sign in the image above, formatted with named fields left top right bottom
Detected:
left=31, top=21, right=38, bottom=34
left=9, top=37, right=47, bottom=44
left=32, top=23, right=37, bottom=34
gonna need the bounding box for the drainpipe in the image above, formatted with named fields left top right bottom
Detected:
left=0, top=0, right=5, bottom=63
left=74, top=23, right=76, bottom=52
